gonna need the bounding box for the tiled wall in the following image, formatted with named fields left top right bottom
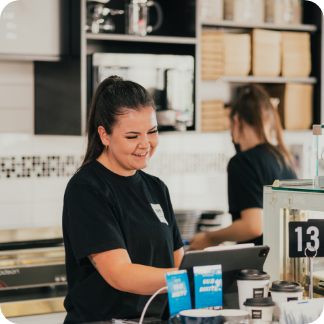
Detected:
left=0, top=61, right=34, bottom=133
left=0, top=130, right=313, bottom=231
left=0, top=132, right=234, bottom=230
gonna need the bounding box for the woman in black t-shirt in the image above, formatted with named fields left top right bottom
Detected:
left=189, top=84, right=296, bottom=250
left=62, top=76, right=184, bottom=323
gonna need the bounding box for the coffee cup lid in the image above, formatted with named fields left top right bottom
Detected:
left=237, top=269, right=270, bottom=281
left=269, top=280, right=304, bottom=292
left=243, top=297, right=275, bottom=307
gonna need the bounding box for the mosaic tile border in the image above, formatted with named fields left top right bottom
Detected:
left=0, top=153, right=231, bottom=179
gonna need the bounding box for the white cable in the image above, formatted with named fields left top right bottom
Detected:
left=139, top=286, right=168, bottom=324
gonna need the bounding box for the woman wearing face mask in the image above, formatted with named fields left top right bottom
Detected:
left=189, top=84, right=296, bottom=250
left=62, top=76, right=184, bottom=324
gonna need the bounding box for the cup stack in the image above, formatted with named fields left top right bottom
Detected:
left=252, top=29, right=282, bottom=77
left=281, top=31, right=311, bottom=77
left=223, top=33, right=251, bottom=76
left=201, top=101, right=230, bottom=132
left=201, top=31, right=224, bottom=80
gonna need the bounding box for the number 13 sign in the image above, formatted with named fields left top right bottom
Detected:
left=289, top=221, right=324, bottom=258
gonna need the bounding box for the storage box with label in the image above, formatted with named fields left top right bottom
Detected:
left=252, top=29, right=282, bottom=76
left=266, top=83, right=313, bottom=130
left=281, top=32, right=311, bottom=77
left=224, top=0, right=265, bottom=23
left=265, top=0, right=302, bottom=25
left=201, top=30, right=224, bottom=80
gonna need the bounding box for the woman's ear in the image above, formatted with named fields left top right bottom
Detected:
left=98, top=126, right=110, bottom=146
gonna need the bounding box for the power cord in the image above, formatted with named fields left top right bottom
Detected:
left=139, top=286, right=168, bottom=324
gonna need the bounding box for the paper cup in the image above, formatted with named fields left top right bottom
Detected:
left=237, top=269, right=270, bottom=310
left=269, top=281, right=304, bottom=321
left=244, top=297, right=275, bottom=321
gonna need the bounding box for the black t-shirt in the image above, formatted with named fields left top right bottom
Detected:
left=227, top=144, right=297, bottom=246
left=62, top=160, right=183, bottom=324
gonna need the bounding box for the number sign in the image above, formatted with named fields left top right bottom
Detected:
left=289, top=221, right=324, bottom=258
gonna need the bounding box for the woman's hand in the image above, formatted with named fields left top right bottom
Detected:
left=188, top=232, right=217, bottom=251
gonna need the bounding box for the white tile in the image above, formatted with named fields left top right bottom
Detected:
left=33, top=178, right=68, bottom=203
left=155, top=133, right=183, bottom=154
left=183, top=174, right=211, bottom=195
left=158, top=174, right=183, bottom=196
left=0, top=61, right=33, bottom=84
left=33, top=135, right=86, bottom=156
left=181, top=194, right=227, bottom=211
left=0, top=134, right=33, bottom=155
left=0, top=85, right=33, bottom=108
left=0, top=110, right=33, bottom=134
left=0, top=204, right=32, bottom=230
left=32, top=202, right=63, bottom=228
left=0, top=179, right=33, bottom=203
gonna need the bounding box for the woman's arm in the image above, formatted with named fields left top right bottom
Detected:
left=188, top=208, right=263, bottom=250
left=174, top=247, right=184, bottom=268
left=89, top=248, right=177, bottom=295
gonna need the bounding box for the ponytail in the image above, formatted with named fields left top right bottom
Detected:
left=231, top=84, right=296, bottom=173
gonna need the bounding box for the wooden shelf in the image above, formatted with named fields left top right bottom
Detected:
left=201, top=20, right=317, bottom=32
left=203, top=76, right=317, bottom=84
left=86, top=33, right=197, bottom=44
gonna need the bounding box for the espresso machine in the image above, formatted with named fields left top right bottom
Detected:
left=263, top=125, right=324, bottom=298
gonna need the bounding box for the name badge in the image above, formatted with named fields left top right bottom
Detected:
left=151, top=204, right=169, bottom=225
left=193, top=264, right=223, bottom=309
left=165, top=270, right=192, bottom=315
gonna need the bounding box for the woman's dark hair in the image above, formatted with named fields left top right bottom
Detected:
left=80, top=75, right=156, bottom=169
left=230, top=84, right=295, bottom=172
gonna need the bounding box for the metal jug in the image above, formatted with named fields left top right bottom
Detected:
left=125, top=0, right=163, bottom=36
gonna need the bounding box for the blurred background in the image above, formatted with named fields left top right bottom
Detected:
left=0, top=0, right=322, bottom=322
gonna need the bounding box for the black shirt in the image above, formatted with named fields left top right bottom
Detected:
left=62, top=160, right=183, bottom=324
left=227, top=144, right=297, bottom=246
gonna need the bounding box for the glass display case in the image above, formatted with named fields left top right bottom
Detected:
left=263, top=125, right=324, bottom=298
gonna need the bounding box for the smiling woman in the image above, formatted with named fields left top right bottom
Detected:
left=62, top=76, right=184, bottom=324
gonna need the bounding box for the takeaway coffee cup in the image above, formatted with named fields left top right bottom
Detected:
left=220, top=309, right=249, bottom=324
left=170, top=309, right=222, bottom=324
left=237, top=270, right=270, bottom=310
left=269, top=280, right=304, bottom=321
left=244, top=297, right=275, bottom=321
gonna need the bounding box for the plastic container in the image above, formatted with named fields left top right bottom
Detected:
left=244, top=297, right=275, bottom=321
left=269, top=281, right=304, bottom=321
left=237, top=269, right=270, bottom=310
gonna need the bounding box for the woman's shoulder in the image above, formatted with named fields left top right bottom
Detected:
left=138, top=170, right=167, bottom=190
left=65, top=160, right=107, bottom=194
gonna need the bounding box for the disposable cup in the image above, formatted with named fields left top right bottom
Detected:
left=269, top=281, right=304, bottom=321
left=244, top=297, right=275, bottom=321
left=237, top=269, right=270, bottom=310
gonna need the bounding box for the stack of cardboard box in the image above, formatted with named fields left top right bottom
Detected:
left=223, top=33, right=251, bottom=76
left=252, top=29, right=281, bottom=76
left=201, top=31, right=223, bottom=80
left=281, top=32, right=311, bottom=77
left=201, top=100, right=230, bottom=131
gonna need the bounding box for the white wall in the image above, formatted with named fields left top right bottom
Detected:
left=0, top=61, right=34, bottom=133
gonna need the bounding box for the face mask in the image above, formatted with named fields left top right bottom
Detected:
left=233, top=142, right=241, bottom=154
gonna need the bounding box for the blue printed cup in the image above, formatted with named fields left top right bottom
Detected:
left=170, top=309, right=222, bottom=324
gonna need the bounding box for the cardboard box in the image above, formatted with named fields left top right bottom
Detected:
left=201, top=101, right=230, bottom=131
left=225, top=0, right=265, bottom=23
left=281, top=32, right=311, bottom=77
left=252, top=29, right=282, bottom=76
left=265, top=0, right=302, bottom=25
left=266, top=84, right=313, bottom=130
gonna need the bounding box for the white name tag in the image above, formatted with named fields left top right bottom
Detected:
left=151, top=204, right=169, bottom=225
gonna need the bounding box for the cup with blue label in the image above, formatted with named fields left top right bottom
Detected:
left=170, top=309, right=222, bottom=324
